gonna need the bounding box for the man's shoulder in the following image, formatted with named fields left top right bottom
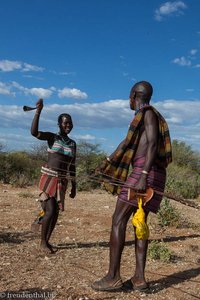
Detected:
left=145, top=106, right=163, bottom=118
left=143, top=106, right=158, bottom=117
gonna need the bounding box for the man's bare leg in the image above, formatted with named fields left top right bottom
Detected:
left=131, top=212, right=149, bottom=289
left=92, top=200, right=134, bottom=290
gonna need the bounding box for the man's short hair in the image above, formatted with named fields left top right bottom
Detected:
left=131, top=81, right=153, bottom=101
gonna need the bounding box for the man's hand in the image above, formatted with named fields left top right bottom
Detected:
left=94, top=158, right=110, bottom=175
left=133, top=174, right=147, bottom=192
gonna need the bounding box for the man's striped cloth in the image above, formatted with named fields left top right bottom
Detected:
left=102, top=105, right=172, bottom=194
left=118, top=156, right=166, bottom=213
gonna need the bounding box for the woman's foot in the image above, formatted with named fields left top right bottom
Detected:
left=40, top=241, right=56, bottom=254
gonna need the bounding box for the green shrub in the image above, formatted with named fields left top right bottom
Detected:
left=76, top=141, right=106, bottom=191
left=166, top=163, right=200, bottom=199
left=172, top=140, right=200, bottom=172
left=148, top=240, right=172, bottom=262
left=166, top=140, right=200, bottom=199
left=157, top=198, right=180, bottom=227
left=0, top=151, right=42, bottom=185
left=18, top=192, right=35, bottom=198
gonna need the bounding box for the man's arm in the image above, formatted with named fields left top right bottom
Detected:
left=142, top=110, right=158, bottom=172
left=108, top=139, right=126, bottom=160
left=135, top=110, right=158, bottom=191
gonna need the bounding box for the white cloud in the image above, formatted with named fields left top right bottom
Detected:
left=58, top=87, right=88, bottom=100
left=1, top=98, right=199, bottom=129
left=58, top=71, right=76, bottom=76
left=155, top=1, right=187, bottom=21
left=0, top=82, right=15, bottom=96
left=186, top=88, right=194, bottom=92
left=0, top=59, right=44, bottom=72
left=0, top=60, right=21, bottom=72
left=172, top=56, right=191, bottom=66
left=194, top=64, right=200, bottom=68
left=0, top=98, right=199, bottom=151
left=11, top=81, right=54, bottom=98
left=22, top=63, right=44, bottom=72
left=0, top=80, right=88, bottom=100
left=27, top=88, right=54, bottom=98
left=190, top=49, right=198, bottom=56
left=74, top=134, right=96, bottom=141
left=155, top=99, right=200, bottom=124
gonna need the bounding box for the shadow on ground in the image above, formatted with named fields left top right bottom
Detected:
left=0, top=231, right=37, bottom=244
left=56, top=234, right=200, bottom=250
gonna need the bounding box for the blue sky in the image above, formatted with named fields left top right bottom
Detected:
left=0, top=0, right=200, bottom=154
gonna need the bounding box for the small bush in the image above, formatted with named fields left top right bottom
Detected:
left=148, top=240, right=172, bottom=262
left=18, top=192, right=35, bottom=198
left=166, top=163, right=200, bottom=199
left=157, top=198, right=180, bottom=227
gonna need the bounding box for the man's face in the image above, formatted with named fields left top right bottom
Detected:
left=129, top=94, right=135, bottom=110
left=129, top=83, right=146, bottom=110
left=59, top=116, right=73, bottom=134
left=129, top=90, right=136, bottom=110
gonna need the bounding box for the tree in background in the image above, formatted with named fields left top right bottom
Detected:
left=166, top=140, right=200, bottom=198
left=0, top=140, right=199, bottom=199
left=76, top=141, right=106, bottom=191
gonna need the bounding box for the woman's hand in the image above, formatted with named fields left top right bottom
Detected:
left=36, top=99, right=43, bottom=113
left=69, top=184, right=76, bottom=198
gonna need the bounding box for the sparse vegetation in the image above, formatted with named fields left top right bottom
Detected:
left=157, top=198, right=181, bottom=227
left=0, top=140, right=199, bottom=202
left=18, top=192, right=35, bottom=198
left=166, top=140, right=200, bottom=199
left=148, top=240, right=172, bottom=262
left=75, top=141, right=106, bottom=191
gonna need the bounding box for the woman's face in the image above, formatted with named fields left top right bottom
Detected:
left=59, top=116, right=73, bottom=135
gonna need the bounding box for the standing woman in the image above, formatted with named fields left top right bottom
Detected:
left=31, top=99, right=76, bottom=253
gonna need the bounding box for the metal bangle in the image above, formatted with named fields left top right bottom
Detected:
left=141, top=170, right=148, bottom=175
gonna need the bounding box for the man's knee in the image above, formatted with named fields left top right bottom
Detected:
left=112, top=201, right=134, bottom=229
left=112, top=212, right=127, bottom=230
left=44, top=198, right=57, bottom=217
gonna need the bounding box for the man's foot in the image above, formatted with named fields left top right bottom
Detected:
left=91, top=276, right=123, bottom=292
left=123, top=277, right=149, bottom=292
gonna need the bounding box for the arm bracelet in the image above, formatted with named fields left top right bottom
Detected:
left=141, top=170, right=148, bottom=175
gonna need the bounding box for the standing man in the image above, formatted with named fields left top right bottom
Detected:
left=92, top=81, right=172, bottom=291
left=31, top=99, right=76, bottom=254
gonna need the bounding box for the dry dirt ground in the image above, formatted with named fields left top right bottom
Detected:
left=0, top=184, right=200, bottom=300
